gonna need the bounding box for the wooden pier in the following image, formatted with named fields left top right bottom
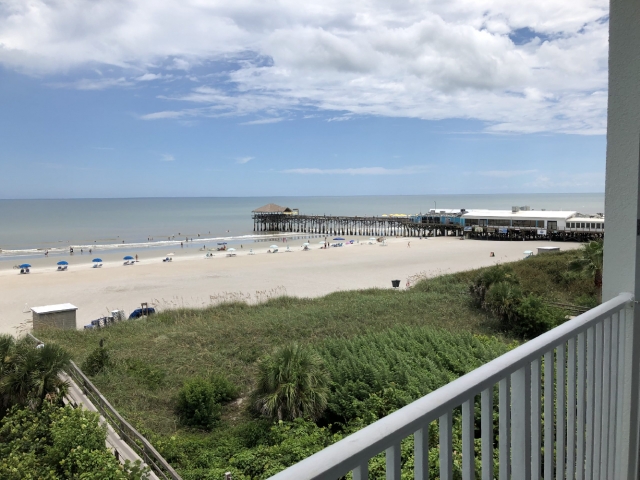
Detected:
left=252, top=204, right=604, bottom=241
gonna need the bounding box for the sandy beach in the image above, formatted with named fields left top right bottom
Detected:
left=0, top=236, right=581, bottom=336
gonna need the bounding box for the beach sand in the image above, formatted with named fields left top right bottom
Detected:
left=0, top=236, right=581, bottom=336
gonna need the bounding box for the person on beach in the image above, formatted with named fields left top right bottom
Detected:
left=181, top=242, right=183, bottom=248
left=135, top=254, right=138, bottom=262
left=407, top=242, right=410, bottom=248
left=89, top=248, right=92, bottom=254
left=44, top=250, right=48, bottom=256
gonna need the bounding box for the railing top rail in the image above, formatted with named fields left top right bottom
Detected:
left=268, top=292, right=633, bottom=480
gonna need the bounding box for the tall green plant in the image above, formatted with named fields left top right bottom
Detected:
left=0, top=337, right=70, bottom=413
left=569, top=240, right=604, bottom=302
left=253, top=343, right=330, bottom=421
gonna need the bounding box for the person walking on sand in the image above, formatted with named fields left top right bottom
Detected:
left=135, top=254, right=138, bottom=262
left=407, top=242, right=411, bottom=248
left=181, top=242, right=183, bottom=248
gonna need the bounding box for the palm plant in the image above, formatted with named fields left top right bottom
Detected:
left=253, top=343, right=330, bottom=421
left=0, top=337, right=70, bottom=411
left=569, top=240, right=604, bottom=302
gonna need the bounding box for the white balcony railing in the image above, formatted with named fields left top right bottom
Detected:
left=268, top=293, right=634, bottom=480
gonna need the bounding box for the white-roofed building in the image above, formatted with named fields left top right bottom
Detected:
left=31, top=303, right=78, bottom=331
left=462, top=209, right=577, bottom=230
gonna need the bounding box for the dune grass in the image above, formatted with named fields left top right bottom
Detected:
left=37, top=249, right=595, bottom=438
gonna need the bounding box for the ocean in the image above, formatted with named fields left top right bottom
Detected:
left=0, top=193, right=604, bottom=261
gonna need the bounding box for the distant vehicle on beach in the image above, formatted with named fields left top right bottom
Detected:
left=129, top=307, right=156, bottom=319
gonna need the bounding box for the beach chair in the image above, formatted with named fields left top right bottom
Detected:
left=248, top=249, right=255, bottom=255
left=62, top=265, right=68, bottom=271
left=57, top=266, right=62, bottom=271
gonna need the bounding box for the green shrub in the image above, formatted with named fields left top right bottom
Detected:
left=177, top=378, right=221, bottom=429
left=512, top=296, right=565, bottom=339
left=82, top=346, right=112, bottom=376
left=484, top=281, right=523, bottom=324
left=470, top=265, right=518, bottom=305
left=253, top=343, right=330, bottom=421
left=210, top=374, right=238, bottom=403
left=0, top=402, right=148, bottom=479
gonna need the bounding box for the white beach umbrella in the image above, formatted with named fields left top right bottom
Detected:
left=303, top=242, right=310, bottom=246
left=270, top=245, right=279, bottom=249
left=227, top=248, right=236, bottom=252
left=167, top=253, right=174, bottom=256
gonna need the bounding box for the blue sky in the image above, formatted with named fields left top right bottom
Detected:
left=0, top=0, right=609, bottom=198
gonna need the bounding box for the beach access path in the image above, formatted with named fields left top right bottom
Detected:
left=0, top=236, right=581, bottom=336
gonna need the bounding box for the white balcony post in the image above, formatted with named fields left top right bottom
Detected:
left=603, top=0, right=640, bottom=478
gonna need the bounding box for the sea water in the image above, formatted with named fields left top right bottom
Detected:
left=0, top=193, right=604, bottom=260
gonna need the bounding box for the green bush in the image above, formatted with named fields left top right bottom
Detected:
left=484, top=281, right=523, bottom=324
left=253, top=343, right=330, bottom=421
left=177, top=378, right=221, bottom=429
left=82, top=346, right=112, bottom=376
left=210, top=374, right=238, bottom=403
left=513, top=296, right=566, bottom=339
left=0, top=402, right=148, bottom=479
left=470, top=264, right=519, bottom=305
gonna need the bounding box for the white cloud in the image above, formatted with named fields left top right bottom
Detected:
left=0, top=0, right=610, bottom=134
left=136, top=73, right=171, bottom=81
left=236, top=156, right=254, bottom=164
left=161, top=153, right=175, bottom=162
left=240, top=118, right=284, bottom=125
left=283, top=165, right=431, bottom=175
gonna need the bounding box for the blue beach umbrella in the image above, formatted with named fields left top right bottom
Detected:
left=19, top=264, right=31, bottom=268
left=333, top=237, right=345, bottom=241
left=92, top=258, right=102, bottom=263
left=123, top=255, right=134, bottom=260
left=57, top=261, right=68, bottom=266
left=217, top=242, right=227, bottom=245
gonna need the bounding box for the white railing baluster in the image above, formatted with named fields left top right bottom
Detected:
left=414, top=426, right=429, bottom=480
left=544, top=350, right=554, bottom=479
left=585, top=326, right=595, bottom=480
left=593, top=322, right=603, bottom=479
left=557, top=343, right=566, bottom=480
left=614, top=308, right=627, bottom=479
left=599, top=316, right=612, bottom=478
left=607, top=313, right=619, bottom=480
left=499, top=377, right=511, bottom=480
left=511, top=365, right=531, bottom=480
left=577, top=331, right=586, bottom=480
left=386, top=443, right=401, bottom=480
left=462, top=399, right=474, bottom=480
left=531, top=358, right=541, bottom=479
left=353, top=461, right=369, bottom=480
left=481, top=387, right=493, bottom=480
left=567, top=337, right=577, bottom=480
left=440, top=411, right=452, bottom=480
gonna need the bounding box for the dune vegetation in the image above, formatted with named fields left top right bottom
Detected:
left=37, top=248, right=599, bottom=479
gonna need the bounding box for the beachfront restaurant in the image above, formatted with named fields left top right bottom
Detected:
left=461, top=208, right=577, bottom=231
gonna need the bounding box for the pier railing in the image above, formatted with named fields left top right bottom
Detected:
left=267, top=292, right=634, bottom=480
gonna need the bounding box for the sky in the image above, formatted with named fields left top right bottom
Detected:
left=0, top=0, right=609, bottom=198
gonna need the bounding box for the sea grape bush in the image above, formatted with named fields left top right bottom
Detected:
left=0, top=402, right=148, bottom=479
left=177, top=375, right=238, bottom=429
